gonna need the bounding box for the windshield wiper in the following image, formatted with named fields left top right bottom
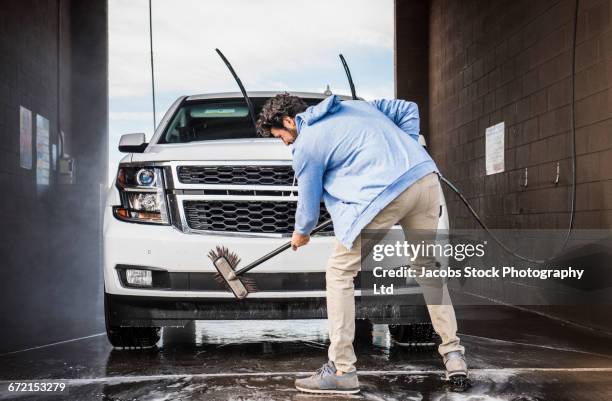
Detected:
left=339, top=54, right=357, bottom=100
left=215, top=48, right=258, bottom=134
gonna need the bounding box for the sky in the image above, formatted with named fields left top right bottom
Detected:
left=108, top=0, right=395, bottom=183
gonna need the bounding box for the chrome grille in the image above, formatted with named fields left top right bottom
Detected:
left=183, top=200, right=333, bottom=235
left=177, top=165, right=294, bottom=185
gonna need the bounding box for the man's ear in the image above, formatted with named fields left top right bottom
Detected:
left=282, top=116, right=296, bottom=130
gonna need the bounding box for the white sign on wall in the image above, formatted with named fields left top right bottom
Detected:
left=52, top=143, right=58, bottom=171
left=485, top=122, right=505, bottom=175
left=19, top=106, right=32, bottom=170
left=36, top=114, right=50, bottom=187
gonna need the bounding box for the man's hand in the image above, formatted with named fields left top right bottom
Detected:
left=291, top=231, right=310, bottom=250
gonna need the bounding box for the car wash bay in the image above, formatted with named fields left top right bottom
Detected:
left=0, top=0, right=611, bottom=400
left=0, top=308, right=611, bottom=400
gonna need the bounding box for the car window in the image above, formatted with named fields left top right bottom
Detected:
left=158, top=97, right=322, bottom=144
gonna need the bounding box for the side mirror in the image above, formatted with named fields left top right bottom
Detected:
left=118, top=133, right=148, bottom=153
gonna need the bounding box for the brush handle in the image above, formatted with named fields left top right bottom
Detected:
left=234, top=219, right=333, bottom=277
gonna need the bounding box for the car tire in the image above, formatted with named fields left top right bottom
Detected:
left=104, top=292, right=160, bottom=349
left=388, top=322, right=437, bottom=347
left=354, top=319, right=373, bottom=344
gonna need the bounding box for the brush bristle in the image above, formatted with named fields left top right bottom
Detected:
left=208, top=245, right=241, bottom=268
left=214, top=274, right=258, bottom=293
left=208, top=245, right=258, bottom=297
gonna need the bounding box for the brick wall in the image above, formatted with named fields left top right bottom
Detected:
left=396, top=0, right=612, bottom=331
left=424, top=0, right=612, bottom=230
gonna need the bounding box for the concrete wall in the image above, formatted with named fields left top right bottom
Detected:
left=395, top=0, right=431, bottom=139
left=0, top=0, right=107, bottom=353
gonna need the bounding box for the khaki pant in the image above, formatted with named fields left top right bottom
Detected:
left=326, top=172, right=464, bottom=373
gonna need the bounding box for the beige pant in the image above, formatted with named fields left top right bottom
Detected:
left=326, top=172, right=464, bottom=373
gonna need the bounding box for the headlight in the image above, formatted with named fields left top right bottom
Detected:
left=128, top=192, right=162, bottom=211
left=113, top=166, right=169, bottom=225
left=136, top=169, right=156, bottom=186
left=125, top=269, right=153, bottom=287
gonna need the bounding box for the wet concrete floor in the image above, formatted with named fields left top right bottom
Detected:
left=0, top=305, right=611, bottom=400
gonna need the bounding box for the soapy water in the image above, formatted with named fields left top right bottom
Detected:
left=183, top=320, right=329, bottom=346
left=2, top=313, right=611, bottom=400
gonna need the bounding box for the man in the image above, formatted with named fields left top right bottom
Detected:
left=256, top=93, right=467, bottom=394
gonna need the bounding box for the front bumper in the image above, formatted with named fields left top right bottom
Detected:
left=104, top=203, right=340, bottom=298
left=103, top=201, right=422, bottom=300
left=104, top=200, right=427, bottom=325
left=106, top=293, right=430, bottom=326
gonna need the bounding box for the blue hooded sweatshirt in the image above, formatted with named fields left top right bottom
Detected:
left=292, top=95, right=438, bottom=249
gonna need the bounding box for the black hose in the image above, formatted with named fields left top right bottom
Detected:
left=565, top=0, right=579, bottom=246
left=438, top=174, right=544, bottom=263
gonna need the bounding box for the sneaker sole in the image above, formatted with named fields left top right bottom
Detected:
left=295, top=385, right=360, bottom=395
left=445, top=372, right=469, bottom=380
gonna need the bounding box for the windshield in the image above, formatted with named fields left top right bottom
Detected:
left=158, top=97, right=323, bottom=144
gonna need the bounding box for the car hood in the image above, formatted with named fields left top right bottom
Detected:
left=130, top=138, right=293, bottom=163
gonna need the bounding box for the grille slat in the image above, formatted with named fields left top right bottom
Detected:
left=184, top=200, right=333, bottom=235
left=178, top=165, right=295, bottom=186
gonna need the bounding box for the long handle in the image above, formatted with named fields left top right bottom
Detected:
left=234, top=219, right=333, bottom=277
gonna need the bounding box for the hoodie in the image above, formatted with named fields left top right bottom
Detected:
left=292, top=95, right=438, bottom=249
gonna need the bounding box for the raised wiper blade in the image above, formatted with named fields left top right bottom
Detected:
left=215, top=48, right=258, bottom=133
left=339, top=54, right=357, bottom=100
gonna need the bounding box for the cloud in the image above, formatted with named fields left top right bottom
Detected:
left=109, top=111, right=154, bottom=121
left=108, top=0, right=395, bottom=183
left=109, top=0, right=394, bottom=98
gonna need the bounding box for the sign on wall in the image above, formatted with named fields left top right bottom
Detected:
left=19, top=106, right=32, bottom=170
left=52, top=143, right=57, bottom=171
left=485, top=122, right=505, bottom=175
left=36, top=114, right=50, bottom=187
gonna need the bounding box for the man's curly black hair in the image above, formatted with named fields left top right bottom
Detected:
left=256, top=93, right=308, bottom=137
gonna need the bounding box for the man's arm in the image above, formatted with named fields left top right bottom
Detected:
left=292, top=147, right=324, bottom=239
left=369, top=99, right=420, bottom=141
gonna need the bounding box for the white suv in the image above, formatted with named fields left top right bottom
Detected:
left=103, top=91, right=449, bottom=348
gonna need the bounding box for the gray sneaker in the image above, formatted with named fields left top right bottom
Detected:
left=295, top=361, right=360, bottom=394
left=443, top=351, right=468, bottom=379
